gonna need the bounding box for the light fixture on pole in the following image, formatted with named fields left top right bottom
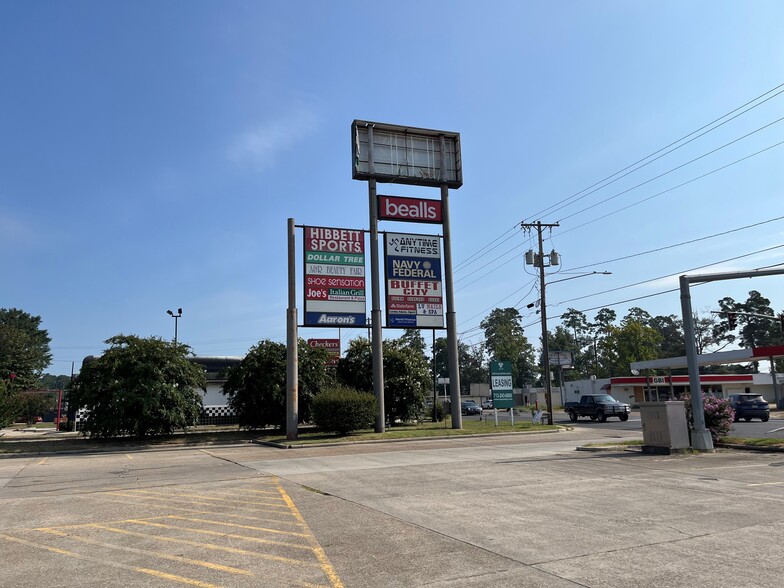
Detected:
left=166, top=308, right=182, bottom=343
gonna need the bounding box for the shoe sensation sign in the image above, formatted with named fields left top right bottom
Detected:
left=384, top=232, right=444, bottom=328
left=303, top=226, right=366, bottom=326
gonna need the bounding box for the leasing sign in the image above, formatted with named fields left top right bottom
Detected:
left=490, top=360, right=514, bottom=409
left=384, top=232, right=443, bottom=328
left=304, top=226, right=366, bottom=326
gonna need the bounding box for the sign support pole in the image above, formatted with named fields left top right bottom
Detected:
left=442, top=182, right=462, bottom=428
left=367, top=125, right=385, bottom=432
left=286, top=218, right=299, bottom=441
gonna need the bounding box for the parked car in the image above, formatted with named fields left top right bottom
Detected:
left=461, top=400, right=482, bottom=415
left=481, top=400, right=493, bottom=409
left=729, top=393, right=770, bottom=422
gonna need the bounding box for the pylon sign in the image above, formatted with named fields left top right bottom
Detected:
left=384, top=232, right=444, bottom=328
left=303, top=226, right=366, bottom=326
left=490, top=361, right=514, bottom=409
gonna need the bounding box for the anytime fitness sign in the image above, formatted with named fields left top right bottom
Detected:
left=384, top=232, right=444, bottom=328
left=304, top=226, right=366, bottom=326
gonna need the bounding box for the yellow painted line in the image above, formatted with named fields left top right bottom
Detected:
left=37, top=528, right=251, bottom=575
left=126, top=519, right=312, bottom=550
left=0, top=533, right=221, bottom=588
left=37, top=457, right=48, bottom=465
left=105, top=491, right=218, bottom=508
left=79, top=494, right=305, bottom=528
left=130, top=489, right=290, bottom=509
left=126, top=454, right=133, bottom=460
left=167, top=516, right=309, bottom=538
left=87, top=523, right=319, bottom=566
left=277, top=483, right=345, bottom=588
left=133, top=567, right=220, bottom=588
left=223, top=489, right=285, bottom=498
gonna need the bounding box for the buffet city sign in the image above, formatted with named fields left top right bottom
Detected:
left=378, top=195, right=442, bottom=224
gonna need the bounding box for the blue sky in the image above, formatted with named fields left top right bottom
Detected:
left=2, top=1, right=783, bottom=374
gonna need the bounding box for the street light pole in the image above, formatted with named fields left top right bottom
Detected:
left=166, top=308, right=182, bottom=344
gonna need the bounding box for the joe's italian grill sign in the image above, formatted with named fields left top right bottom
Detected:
left=304, top=226, right=366, bottom=326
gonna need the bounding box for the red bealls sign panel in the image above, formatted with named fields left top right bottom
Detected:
left=378, top=195, right=442, bottom=224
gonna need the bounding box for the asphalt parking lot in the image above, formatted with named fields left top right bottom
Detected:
left=2, top=427, right=784, bottom=587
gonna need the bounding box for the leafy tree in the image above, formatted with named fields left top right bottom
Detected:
left=718, top=291, right=784, bottom=372
left=69, top=335, right=205, bottom=438
left=650, top=314, right=685, bottom=359
left=623, top=307, right=653, bottom=327
left=560, top=308, right=593, bottom=377
left=394, top=329, right=427, bottom=356
left=601, top=321, right=662, bottom=377
left=222, top=339, right=332, bottom=430
left=481, top=308, right=526, bottom=362
left=593, top=308, right=617, bottom=334
left=433, top=338, right=489, bottom=393
left=38, top=374, right=71, bottom=390
left=337, top=338, right=373, bottom=393
left=383, top=344, right=431, bottom=423
left=547, top=325, right=579, bottom=386
left=18, top=392, right=54, bottom=425
left=0, top=379, right=21, bottom=427
left=0, top=308, right=52, bottom=390
left=561, top=308, right=591, bottom=339
left=481, top=308, right=536, bottom=388
left=338, top=337, right=431, bottom=424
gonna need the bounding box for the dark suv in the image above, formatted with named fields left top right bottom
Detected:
left=729, top=393, right=770, bottom=422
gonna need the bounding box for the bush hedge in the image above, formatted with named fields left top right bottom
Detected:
left=312, top=385, right=376, bottom=434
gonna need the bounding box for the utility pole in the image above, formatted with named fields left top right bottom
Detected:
left=522, top=221, right=559, bottom=425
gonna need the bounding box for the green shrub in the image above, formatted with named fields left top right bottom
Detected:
left=312, top=386, right=376, bottom=434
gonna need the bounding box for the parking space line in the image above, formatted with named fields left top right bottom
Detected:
left=86, top=523, right=320, bottom=566
left=88, top=494, right=306, bottom=527
left=0, top=533, right=221, bottom=588
left=125, top=518, right=313, bottom=550
left=167, top=516, right=309, bottom=538
left=276, top=483, right=345, bottom=588
left=130, top=488, right=290, bottom=508
left=36, top=528, right=252, bottom=575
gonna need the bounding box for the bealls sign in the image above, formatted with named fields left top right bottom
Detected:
left=378, top=195, right=442, bottom=224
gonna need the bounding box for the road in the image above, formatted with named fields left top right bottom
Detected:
left=3, top=427, right=784, bottom=587
left=470, top=409, right=784, bottom=439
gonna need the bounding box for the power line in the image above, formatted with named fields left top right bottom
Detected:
left=448, top=83, right=784, bottom=279
left=529, top=81, right=784, bottom=220
left=564, top=214, right=784, bottom=271
left=558, top=138, right=784, bottom=236
left=445, top=84, right=784, bottom=287
left=557, top=117, right=784, bottom=224
left=554, top=242, right=784, bottom=307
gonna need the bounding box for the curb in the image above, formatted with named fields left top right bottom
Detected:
left=253, top=428, right=563, bottom=449
left=715, top=442, right=784, bottom=453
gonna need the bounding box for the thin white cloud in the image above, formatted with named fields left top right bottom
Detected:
left=0, top=207, right=37, bottom=249
left=228, top=105, right=318, bottom=171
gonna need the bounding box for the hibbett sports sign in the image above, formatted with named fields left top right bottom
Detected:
left=378, top=195, right=442, bottom=224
